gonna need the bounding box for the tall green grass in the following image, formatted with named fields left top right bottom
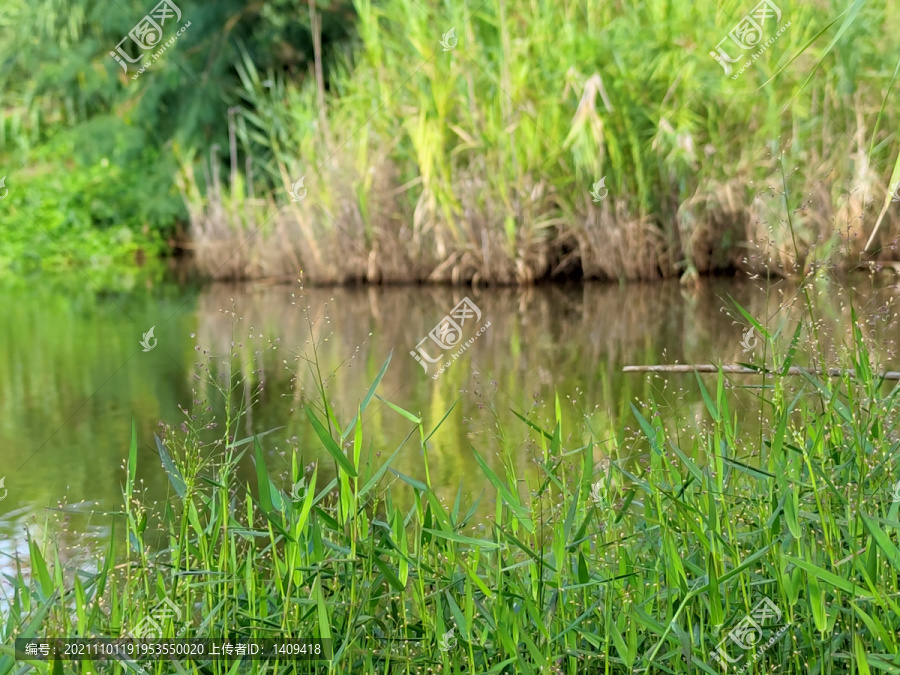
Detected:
left=5, top=279, right=900, bottom=673
left=184, top=0, right=900, bottom=284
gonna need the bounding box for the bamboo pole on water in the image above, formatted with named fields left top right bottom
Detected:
left=622, top=364, right=900, bottom=379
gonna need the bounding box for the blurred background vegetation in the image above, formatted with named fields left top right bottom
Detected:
left=1, top=0, right=899, bottom=286
left=0, top=0, right=355, bottom=283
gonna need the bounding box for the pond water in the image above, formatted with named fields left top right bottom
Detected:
left=1, top=275, right=897, bottom=557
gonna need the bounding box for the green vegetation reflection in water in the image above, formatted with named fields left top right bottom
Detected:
left=5, top=291, right=900, bottom=674
left=3, top=279, right=783, bottom=521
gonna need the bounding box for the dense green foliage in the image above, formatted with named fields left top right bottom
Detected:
left=208, top=0, right=899, bottom=283
left=6, top=276, right=900, bottom=673
left=0, top=0, right=353, bottom=277
left=2, top=0, right=900, bottom=283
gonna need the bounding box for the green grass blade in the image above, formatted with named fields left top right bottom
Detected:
left=721, top=455, right=774, bottom=480
left=860, top=513, right=900, bottom=571
left=305, top=405, right=357, bottom=477
left=127, top=416, right=137, bottom=500
left=630, top=403, right=663, bottom=455
left=424, top=395, right=461, bottom=443
left=471, top=447, right=532, bottom=530
left=422, top=527, right=501, bottom=549
left=226, top=426, right=285, bottom=449
left=784, top=555, right=868, bottom=596
left=253, top=437, right=274, bottom=514
left=342, top=351, right=392, bottom=440
left=758, top=7, right=849, bottom=90
left=155, top=434, right=187, bottom=499
left=374, top=394, right=422, bottom=424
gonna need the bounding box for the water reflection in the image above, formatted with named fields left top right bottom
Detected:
left=2, top=276, right=899, bottom=539
left=0, top=502, right=109, bottom=614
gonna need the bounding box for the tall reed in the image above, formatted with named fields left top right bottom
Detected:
left=182, top=0, right=900, bottom=284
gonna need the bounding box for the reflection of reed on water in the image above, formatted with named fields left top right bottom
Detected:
left=4, top=276, right=900, bottom=570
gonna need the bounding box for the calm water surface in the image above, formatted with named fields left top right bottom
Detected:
left=1, top=275, right=897, bottom=564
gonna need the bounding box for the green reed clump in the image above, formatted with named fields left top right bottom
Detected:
left=184, top=0, right=900, bottom=284
left=5, top=306, right=900, bottom=673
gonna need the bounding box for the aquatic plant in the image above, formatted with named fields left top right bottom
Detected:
left=184, top=0, right=900, bottom=284
left=5, top=280, right=900, bottom=673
